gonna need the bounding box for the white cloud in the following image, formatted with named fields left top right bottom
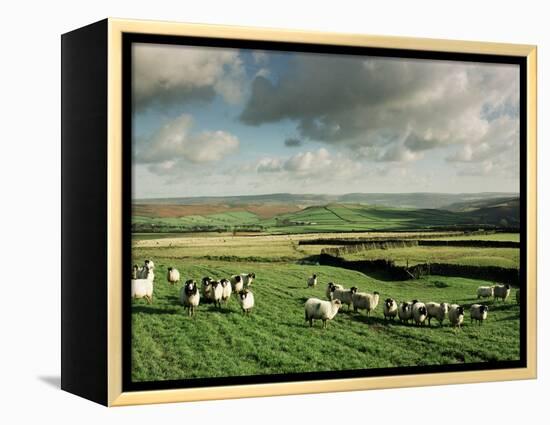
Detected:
left=135, top=114, right=239, bottom=167
left=133, top=43, right=245, bottom=110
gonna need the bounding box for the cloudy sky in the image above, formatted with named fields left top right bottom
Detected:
left=132, top=43, right=520, bottom=199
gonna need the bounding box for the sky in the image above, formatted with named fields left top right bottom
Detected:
left=131, top=42, right=520, bottom=199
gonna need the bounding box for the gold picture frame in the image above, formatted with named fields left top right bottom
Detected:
left=61, top=18, right=537, bottom=407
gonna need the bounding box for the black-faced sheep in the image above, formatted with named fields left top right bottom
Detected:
left=470, top=304, right=489, bottom=325
left=166, top=267, right=180, bottom=286
left=307, top=274, right=318, bottom=288
left=494, top=284, right=511, bottom=302
left=477, top=286, right=494, bottom=299
left=180, top=279, right=200, bottom=316
left=332, top=286, right=358, bottom=310
left=383, top=298, right=398, bottom=321
left=448, top=304, right=465, bottom=328
left=326, top=282, right=343, bottom=300
left=238, top=289, right=255, bottom=314
left=412, top=302, right=428, bottom=326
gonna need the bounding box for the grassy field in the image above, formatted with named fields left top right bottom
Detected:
left=132, top=202, right=514, bottom=234
left=131, top=234, right=521, bottom=382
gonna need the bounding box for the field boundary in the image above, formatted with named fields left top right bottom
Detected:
left=319, top=253, right=520, bottom=286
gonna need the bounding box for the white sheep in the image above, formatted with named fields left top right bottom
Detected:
left=516, top=288, right=520, bottom=305
left=352, top=291, right=379, bottom=316
left=210, top=280, right=223, bottom=308
left=307, top=274, right=318, bottom=288
left=220, top=278, right=232, bottom=304
left=304, top=298, right=342, bottom=328
left=477, top=286, right=494, bottom=299
left=333, top=286, right=358, bottom=310
left=238, top=289, right=255, bottom=314
left=470, top=304, right=489, bottom=325
left=383, top=298, right=398, bottom=321
left=494, top=284, right=511, bottom=302
left=448, top=304, right=465, bottom=328
left=412, top=302, right=428, bottom=326
left=201, top=276, right=213, bottom=302
left=425, top=302, right=449, bottom=327
left=398, top=302, right=413, bottom=323
left=131, top=268, right=154, bottom=304
left=180, top=279, right=200, bottom=316
left=230, top=275, right=244, bottom=293
left=326, top=282, right=343, bottom=300
left=166, top=267, right=180, bottom=286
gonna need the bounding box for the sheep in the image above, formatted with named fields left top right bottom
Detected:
left=180, top=279, right=200, bottom=316
left=131, top=268, right=154, bottom=304
left=477, top=286, right=494, bottom=299
left=230, top=275, right=244, bottom=293
left=383, top=298, right=398, bottom=321
left=326, top=282, right=343, bottom=300
left=201, top=276, right=213, bottom=302
left=210, top=280, right=223, bottom=308
left=412, top=302, right=428, bottom=326
left=304, top=298, right=342, bottom=328
left=494, top=284, right=511, bottom=302
left=470, top=304, right=489, bottom=325
left=131, top=265, right=139, bottom=279
left=448, top=304, right=465, bottom=328
left=516, top=288, right=520, bottom=305
left=137, top=259, right=155, bottom=279
left=332, top=286, right=358, bottom=310
left=352, top=291, right=379, bottom=316
left=307, top=274, right=318, bottom=288
left=398, top=302, right=414, bottom=323
left=166, top=267, right=180, bottom=286
left=241, top=272, right=256, bottom=287
left=425, top=302, right=449, bottom=327
left=238, top=289, right=255, bottom=314
left=220, top=278, right=232, bottom=304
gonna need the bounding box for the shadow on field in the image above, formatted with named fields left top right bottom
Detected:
left=206, top=305, right=233, bottom=314
left=132, top=305, right=179, bottom=315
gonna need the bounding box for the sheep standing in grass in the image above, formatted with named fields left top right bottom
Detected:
left=398, top=302, right=413, bottom=323
left=220, top=278, right=232, bottom=305
left=326, top=282, right=343, bottom=300
left=494, top=284, right=511, bottom=302
left=210, top=280, right=223, bottom=308
left=131, top=268, right=154, bottom=304
left=448, top=304, right=465, bottom=328
left=180, top=279, right=200, bottom=316
left=166, top=267, right=180, bottom=286
left=307, top=274, right=318, bottom=288
left=238, top=289, right=255, bottom=314
left=304, top=298, right=342, bottom=329
left=352, top=291, right=379, bottom=316
left=470, top=304, right=489, bottom=325
left=383, top=298, right=398, bottom=321
left=477, top=286, right=494, bottom=299
left=516, top=288, right=520, bottom=305
left=412, top=302, right=428, bottom=326
left=137, top=259, right=155, bottom=280
left=132, top=265, right=139, bottom=279
left=241, top=273, right=256, bottom=288
left=201, top=277, right=213, bottom=302
left=332, top=287, right=358, bottom=310
left=230, top=275, right=244, bottom=293
left=425, top=302, right=449, bottom=327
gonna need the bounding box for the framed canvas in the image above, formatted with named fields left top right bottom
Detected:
left=61, top=18, right=537, bottom=406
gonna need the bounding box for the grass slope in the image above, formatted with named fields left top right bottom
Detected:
left=131, top=258, right=520, bottom=382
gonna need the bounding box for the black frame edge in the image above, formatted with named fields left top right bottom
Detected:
left=61, top=18, right=109, bottom=406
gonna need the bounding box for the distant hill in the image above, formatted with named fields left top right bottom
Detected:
left=136, top=192, right=518, bottom=210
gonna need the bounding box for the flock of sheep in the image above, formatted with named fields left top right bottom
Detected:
left=304, top=274, right=519, bottom=329
left=131, top=259, right=256, bottom=316
left=131, top=261, right=519, bottom=330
